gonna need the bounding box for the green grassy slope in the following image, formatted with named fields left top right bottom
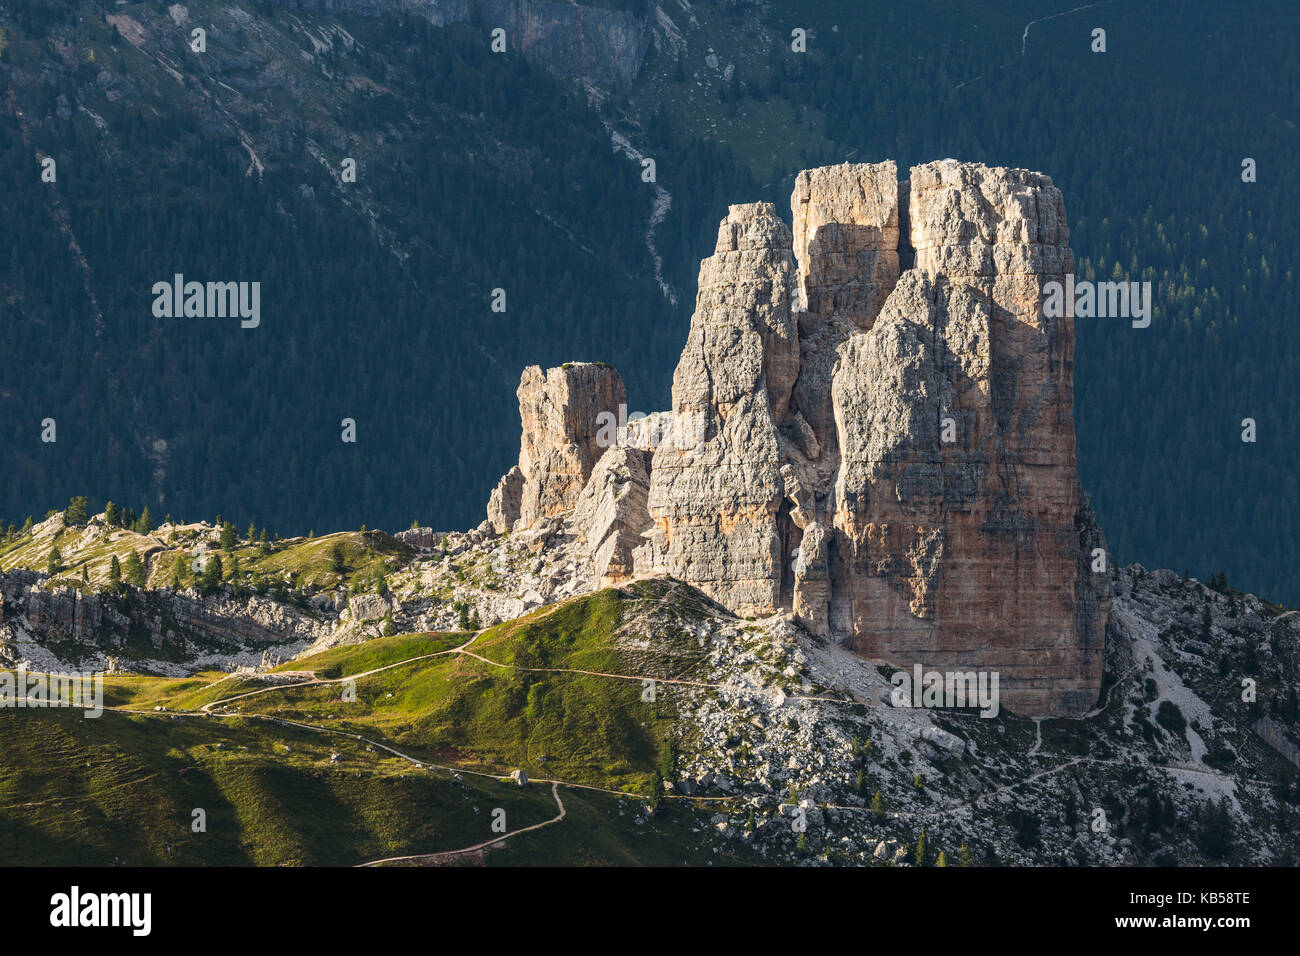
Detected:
left=0, top=582, right=746, bottom=865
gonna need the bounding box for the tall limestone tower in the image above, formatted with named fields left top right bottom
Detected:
left=489, top=160, right=1110, bottom=717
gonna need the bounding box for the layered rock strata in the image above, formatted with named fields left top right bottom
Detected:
left=486, top=160, right=1109, bottom=716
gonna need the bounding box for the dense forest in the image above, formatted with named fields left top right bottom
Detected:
left=1, top=0, right=1297, bottom=602
left=1, top=3, right=679, bottom=537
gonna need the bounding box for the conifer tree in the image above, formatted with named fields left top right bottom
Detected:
left=124, top=550, right=146, bottom=587
left=65, top=496, right=89, bottom=526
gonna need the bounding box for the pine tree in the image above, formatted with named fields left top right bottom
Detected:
left=914, top=829, right=927, bottom=866
left=137, top=507, right=154, bottom=535
left=199, top=555, right=223, bottom=594
left=123, top=550, right=146, bottom=587
left=105, top=501, right=121, bottom=527
left=959, top=843, right=975, bottom=867
left=220, top=521, right=237, bottom=551
left=65, top=495, right=89, bottom=526
left=381, top=609, right=396, bottom=637
left=870, top=790, right=885, bottom=817
left=108, top=555, right=122, bottom=592
left=936, top=850, right=948, bottom=867
left=47, top=546, right=62, bottom=575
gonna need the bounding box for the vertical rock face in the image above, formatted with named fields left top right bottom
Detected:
left=514, top=363, right=626, bottom=530
left=789, top=162, right=900, bottom=479
left=646, top=203, right=798, bottom=617
left=792, top=161, right=901, bottom=327
left=840, top=160, right=1105, bottom=716
left=572, top=447, right=653, bottom=586
left=487, top=160, right=1109, bottom=716
left=487, top=465, right=524, bottom=535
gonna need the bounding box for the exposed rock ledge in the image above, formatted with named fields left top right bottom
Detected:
left=486, top=159, right=1110, bottom=718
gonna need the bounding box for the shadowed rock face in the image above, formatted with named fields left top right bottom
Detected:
left=488, top=160, right=1110, bottom=716
left=788, top=162, right=901, bottom=489
left=844, top=161, right=1106, bottom=716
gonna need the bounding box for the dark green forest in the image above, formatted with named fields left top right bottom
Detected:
left=1, top=0, right=1297, bottom=601
left=1, top=4, right=682, bottom=538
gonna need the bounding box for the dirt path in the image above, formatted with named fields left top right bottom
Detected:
left=455, top=647, right=836, bottom=703
left=199, top=631, right=483, bottom=713
left=355, top=782, right=566, bottom=867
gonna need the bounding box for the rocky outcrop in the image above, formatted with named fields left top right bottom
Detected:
left=487, top=465, right=524, bottom=534
left=788, top=162, right=901, bottom=483
left=514, top=363, right=626, bottom=531
left=487, top=159, right=1110, bottom=716
left=647, top=202, right=798, bottom=617
left=572, top=447, right=653, bottom=586
left=0, top=568, right=335, bottom=672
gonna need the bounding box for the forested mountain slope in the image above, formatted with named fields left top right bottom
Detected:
left=2, top=0, right=1297, bottom=602
left=1, top=1, right=679, bottom=536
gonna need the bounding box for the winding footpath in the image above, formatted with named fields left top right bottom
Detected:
left=356, top=783, right=566, bottom=867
